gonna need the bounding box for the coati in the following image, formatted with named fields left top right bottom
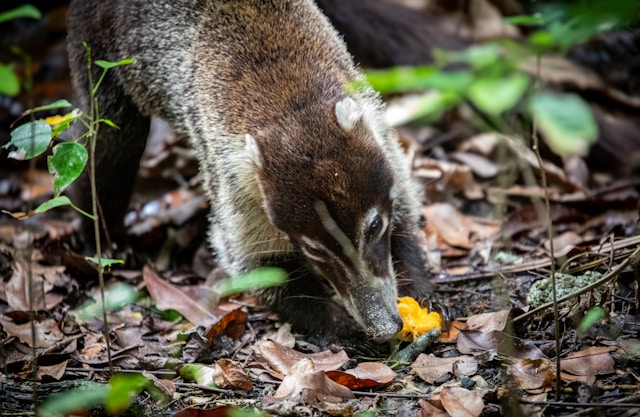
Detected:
left=67, top=0, right=432, bottom=345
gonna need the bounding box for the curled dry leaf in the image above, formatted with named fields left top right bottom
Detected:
left=3, top=259, right=46, bottom=311
left=412, top=354, right=477, bottom=384
left=326, top=361, right=396, bottom=390
left=440, top=386, right=484, bottom=417
left=179, top=360, right=252, bottom=392
left=142, top=371, right=176, bottom=397
left=34, top=360, right=68, bottom=381
left=254, top=340, right=349, bottom=377
left=508, top=358, right=556, bottom=391
left=270, top=358, right=354, bottom=403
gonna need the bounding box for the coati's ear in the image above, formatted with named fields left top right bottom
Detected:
left=245, top=134, right=263, bottom=170
left=335, top=97, right=363, bottom=131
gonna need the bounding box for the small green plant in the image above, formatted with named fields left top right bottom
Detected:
left=0, top=4, right=41, bottom=96
left=3, top=55, right=133, bottom=218
left=362, top=0, right=640, bottom=157
left=39, top=373, right=169, bottom=417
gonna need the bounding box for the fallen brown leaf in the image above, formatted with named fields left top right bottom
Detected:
left=440, top=386, right=484, bottom=417
left=560, top=346, right=616, bottom=376
left=143, top=266, right=223, bottom=327
left=0, top=313, right=64, bottom=349
left=508, top=358, right=556, bottom=390
left=412, top=354, right=477, bottom=384
left=254, top=340, right=349, bottom=377
left=269, top=358, right=354, bottom=403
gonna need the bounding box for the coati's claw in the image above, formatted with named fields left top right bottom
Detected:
left=420, top=298, right=451, bottom=331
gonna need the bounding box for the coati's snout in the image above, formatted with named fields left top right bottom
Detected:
left=297, top=203, right=404, bottom=342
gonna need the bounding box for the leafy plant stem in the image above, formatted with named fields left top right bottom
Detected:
left=85, top=43, right=113, bottom=370
left=24, top=49, right=41, bottom=406
left=530, top=55, right=561, bottom=400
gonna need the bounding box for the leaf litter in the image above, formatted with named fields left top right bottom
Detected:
left=1, top=2, right=640, bottom=416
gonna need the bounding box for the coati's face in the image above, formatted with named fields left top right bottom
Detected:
left=246, top=97, right=404, bottom=342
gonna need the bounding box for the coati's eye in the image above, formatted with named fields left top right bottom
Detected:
left=369, top=215, right=382, bottom=236
left=366, top=213, right=388, bottom=241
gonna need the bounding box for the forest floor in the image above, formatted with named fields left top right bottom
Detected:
left=1, top=3, right=640, bottom=417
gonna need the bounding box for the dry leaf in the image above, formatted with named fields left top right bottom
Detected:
left=254, top=340, right=349, bottom=377
left=508, top=358, right=556, bottom=390
left=0, top=313, right=64, bottom=349
left=465, top=309, right=514, bottom=333
left=216, top=359, right=253, bottom=392
left=270, top=358, right=354, bottom=403
left=143, top=266, right=222, bottom=327
left=423, top=203, right=498, bottom=250
left=441, top=386, right=484, bottom=417
left=418, top=399, right=449, bottom=417
left=4, top=260, right=47, bottom=311
left=457, top=330, right=546, bottom=360
left=412, top=354, right=477, bottom=384
left=560, top=346, right=616, bottom=376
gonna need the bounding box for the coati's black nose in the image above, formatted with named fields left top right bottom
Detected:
left=370, top=313, right=403, bottom=343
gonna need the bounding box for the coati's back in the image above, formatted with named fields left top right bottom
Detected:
left=68, top=0, right=431, bottom=345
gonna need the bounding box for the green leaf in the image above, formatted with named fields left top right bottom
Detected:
left=94, top=57, right=135, bottom=69
left=0, top=4, right=41, bottom=24
left=75, top=283, right=136, bottom=322
left=528, top=92, right=598, bottom=156
left=105, top=374, right=147, bottom=415
left=503, top=13, right=545, bottom=26
left=33, top=196, right=73, bottom=213
left=48, top=142, right=88, bottom=196
left=4, top=120, right=52, bottom=159
left=38, top=383, right=108, bottom=417
left=212, top=267, right=287, bottom=298
left=95, top=118, right=119, bottom=128
left=31, top=99, right=73, bottom=113
left=366, top=67, right=473, bottom=94
left=578, top=307, right=607, bottom=333
left=33, top=195, right=95, bottom=219
left=0, top=63, right=20, bottom=96
left=468, top=72, right=530, bottom=115
left=178, top=364, right=220, bottom=387
left=434, top=44, right=502, bottom=70
left=46, top=110, right=82, bottom=137
left=86, top=257, right=125, bottom=268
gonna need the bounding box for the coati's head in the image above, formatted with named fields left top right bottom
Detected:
left=246, top=96, right=403, bottom=342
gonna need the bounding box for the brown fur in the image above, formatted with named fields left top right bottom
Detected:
left=67, top=0, right=432, bottom=346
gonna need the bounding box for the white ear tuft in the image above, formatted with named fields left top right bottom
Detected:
left=335, top=97, right=362, bottom=131
left=245, top=134, right=263, bottom=170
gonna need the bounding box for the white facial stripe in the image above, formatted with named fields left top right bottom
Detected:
left=300, top=235, right=328, bottom=262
